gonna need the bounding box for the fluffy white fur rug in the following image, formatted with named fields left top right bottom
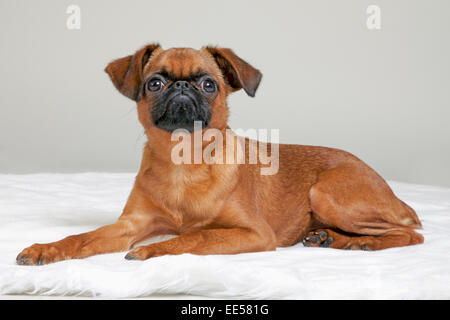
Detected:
left=0, top=173, right=449, bottom=299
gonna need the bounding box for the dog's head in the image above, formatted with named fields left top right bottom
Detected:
left=105, top=44, right=262, bottom=133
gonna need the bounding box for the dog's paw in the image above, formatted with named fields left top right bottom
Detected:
left=16, top=243, right=63, bottom=266
left=125, top=245, right=165, bottom=261
left=302, top=230, right=334, bottom=248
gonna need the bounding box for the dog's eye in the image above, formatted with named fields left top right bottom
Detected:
left=147, top=78, right=164, bottom=92
left=201, top=79, right=216, bottom=93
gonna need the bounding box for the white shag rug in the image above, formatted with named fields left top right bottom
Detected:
left=0, top=173, right=449, bottom=299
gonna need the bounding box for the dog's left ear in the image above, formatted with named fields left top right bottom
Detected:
left=105, top=43, right=161, bottom=101
left=203, top=47, right=262, bottom=97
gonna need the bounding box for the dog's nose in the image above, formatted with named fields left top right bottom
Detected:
left=173, top=80, right=191, bottom=90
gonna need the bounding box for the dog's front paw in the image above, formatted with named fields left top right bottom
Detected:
left=16, top=243, right=64, bottom=266
left=124, top=245, right=166, bottom=261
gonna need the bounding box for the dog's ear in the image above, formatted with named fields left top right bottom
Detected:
left=105, top=43, right=161, bottom=101
left=203, top=47, right=262, bottom=97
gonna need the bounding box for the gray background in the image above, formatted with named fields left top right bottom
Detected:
left=1, top=0, right=449, bottom=187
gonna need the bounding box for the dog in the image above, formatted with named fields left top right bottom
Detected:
left=16, top=44, right=423, bottom=265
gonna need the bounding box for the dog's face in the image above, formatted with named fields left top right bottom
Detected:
left=105, top=44, right=262, bottom=133
left=143, top=47, right=221, bottom=133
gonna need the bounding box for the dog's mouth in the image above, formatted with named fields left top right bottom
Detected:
left=151, top=92, right=211, bottom=133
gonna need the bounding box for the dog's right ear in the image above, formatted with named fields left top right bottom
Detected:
left=105, top=43, right=161, bottom=102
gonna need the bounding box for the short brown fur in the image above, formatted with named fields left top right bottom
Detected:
left=17, top=44, right=423, bottom=265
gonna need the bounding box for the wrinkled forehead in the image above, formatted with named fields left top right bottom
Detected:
left=144, top=48, right=221, bottom=80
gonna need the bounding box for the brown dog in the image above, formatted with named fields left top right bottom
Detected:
left=16, top=44, right=423, bottom=265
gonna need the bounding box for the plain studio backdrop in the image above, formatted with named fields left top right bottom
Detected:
left=0, top=0, right=449, bottom=187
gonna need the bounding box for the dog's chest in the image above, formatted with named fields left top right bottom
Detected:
left=167, top=166, right=213, bottom=206
left=146, top=163, right=238, bottom=230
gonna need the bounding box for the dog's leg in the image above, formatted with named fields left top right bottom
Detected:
left=303, top=228, right=423, bottom=250
left=305, top=162, right=423, bottom=251
left=16, top=187, right=167, bottom=265
left=16, top=219, right=145, bottom=265
left=125, top=227, right=276, bottom=260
